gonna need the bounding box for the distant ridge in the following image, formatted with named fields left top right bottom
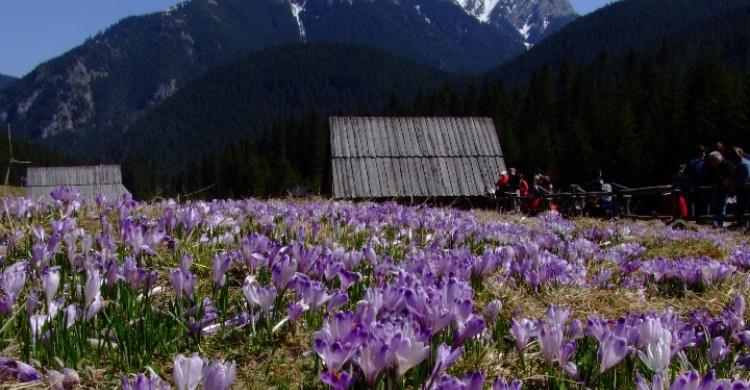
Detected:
left=489, top=0, right=750, bottom=83
left=0, top=74, right=16, bottom=90
left=114, top=43, right=459, bottom=172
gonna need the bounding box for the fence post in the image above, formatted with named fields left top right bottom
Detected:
left=672, top=186, right=681, bottom=219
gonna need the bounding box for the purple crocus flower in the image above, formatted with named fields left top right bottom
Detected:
left=173, top=353, right=205, bottom=390
left=598, top=331, right=629, bottom=373
left=484, top=300, right=503, bottom=324
left=637, top=327, right=671, bottom=373
left=181, top=208, right=202, bottom=232
left=121, top=370, right=171, bottom=390
left=492, top=376, right=523, bottom=390
left=30, top=315, right=47, bottom=338
left=65, top=304, right=78, bottom=328
left=202, top=360, right=236, bottom=390
left=84, top=269, right=102, bottom=307
left=0, top=358, right=41, bottom=382
left=211, top=253, right=232, bottom=288
left=510, top=318, right=535, bottom=352
left=242, top=276, right=276, bottom=317
left=539, top=323, right=564, bottom=363
left=314, top=339, right=358, bottom=374
left=709, top=336, right=730, bottom=365
left=634, top=372, right=664, bottom=390
left=394, top=330, right=430, bottom=376
left=169, top=268, right=196, bottom=301
left=338, top=270, right=361, bottom=291
left=123, top=257, right=149, bottom=291
left=668, top=370, right=700, bottom=390
left=354, top=340, right=390, bottom=385
left=327, top=291, right=349, bottom=312
left=638, top=318, right=665, bottom=349
left=453, top=317, right=485, bottom=347
left=319, top=370, right=356, bottom=390
left=546, top=305, right=570, bottom=326
left=40, top=267, right=61, bottom=305
left=295, top=278, right=330, bottom=310
left=427, top=343, right=463, bottom=386
left=47, top=368, right=80, bottom=390
left=567, top=319, right=584, bottom=341
left=85, top=296, right=104, bottom=321
left=1, top=265, right=26, bottom=308
left=287, top=301, right=308, bottom=323
left=27, top=288, right=40, bottom=315
left=271, top=255, right=297, bottom=291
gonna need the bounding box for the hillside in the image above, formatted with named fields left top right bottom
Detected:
left=489, top=0, right=750, bottom=84
left=115, top=43, right=458, bottom=174
left=0, top=74, right=16, bottom=90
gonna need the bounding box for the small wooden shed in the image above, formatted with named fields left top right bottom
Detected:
left=330, top=117, right=507, bottom=198
left=26, top=165, right=130, bottom=202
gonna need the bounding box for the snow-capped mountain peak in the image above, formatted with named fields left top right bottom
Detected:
left=456, top=0, right=503, bottom=22
left=455, top=0, right=576, bottom=47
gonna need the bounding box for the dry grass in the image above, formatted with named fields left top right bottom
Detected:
left=641, top=238, right=727, bottom=260
left=480, top=274, right=749, bottom=321
left=0, top=185, right=24, bottom=198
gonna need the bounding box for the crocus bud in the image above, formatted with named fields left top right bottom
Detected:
left=484, top=300, right=503, bottom=323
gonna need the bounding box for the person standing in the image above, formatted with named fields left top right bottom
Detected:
left=727, top=147, right=750, bottom=230
left=707, top=151, right=732, bottom=228
left=495, top=170, right=509, bottom=193
left=506, top=168, right=521, bottom=212
left=681, top=145, right=708, bottom=217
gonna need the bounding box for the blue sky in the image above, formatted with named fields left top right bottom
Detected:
left=0, top=0, right=613, bottom=77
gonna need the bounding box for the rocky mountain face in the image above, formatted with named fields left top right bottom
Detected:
left=0, top=0, right=576, bottom=153
left=0, top=0, right=300, bottom=144
left=456, top=0, right=577, bottom=47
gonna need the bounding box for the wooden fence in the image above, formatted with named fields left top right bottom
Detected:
left=489, top=183, right=750, bottom=222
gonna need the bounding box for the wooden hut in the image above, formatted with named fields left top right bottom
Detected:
left=330, top=117, right=506, bottom=198
left=26, top=165, right=130, bottom=202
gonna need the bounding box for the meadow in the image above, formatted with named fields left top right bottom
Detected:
left=1, top=188, right=749, bottom=389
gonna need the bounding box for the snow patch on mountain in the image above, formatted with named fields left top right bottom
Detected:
left=290, top=1, right=307, bottom=40
left=456, top=0, right=502, bottom=22
left=518, top=20, right=533, bottom=48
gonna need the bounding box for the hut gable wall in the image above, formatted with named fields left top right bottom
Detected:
left=330, top=117, right=506, bottom=198
left=26, top=165, right=130, bottom=202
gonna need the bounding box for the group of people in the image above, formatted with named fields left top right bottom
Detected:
left=482, top=141, right=749, bottom=232
left=484, top=168, right=554, bottom=214
left=678, top=143, right=750, bottom=230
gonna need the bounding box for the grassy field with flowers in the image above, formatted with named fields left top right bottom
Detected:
left=1, top=188, right=750, bottom=389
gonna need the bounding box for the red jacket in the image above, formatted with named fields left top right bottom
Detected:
left=496, top=175, right=509, bottom=191
left=520, top=179, right=529, bottom=196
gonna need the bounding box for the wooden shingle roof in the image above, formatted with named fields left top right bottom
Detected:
left=26, top=165, right=130, bottom=202
left=330, top=117, right=506, bottom=198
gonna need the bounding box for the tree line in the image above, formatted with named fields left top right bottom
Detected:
left=130, top=46, right=747, bottom=200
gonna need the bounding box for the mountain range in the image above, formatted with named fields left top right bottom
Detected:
left=1, top=0, right=750, bottom=198
left=0, top=0, right=576, bottom=153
